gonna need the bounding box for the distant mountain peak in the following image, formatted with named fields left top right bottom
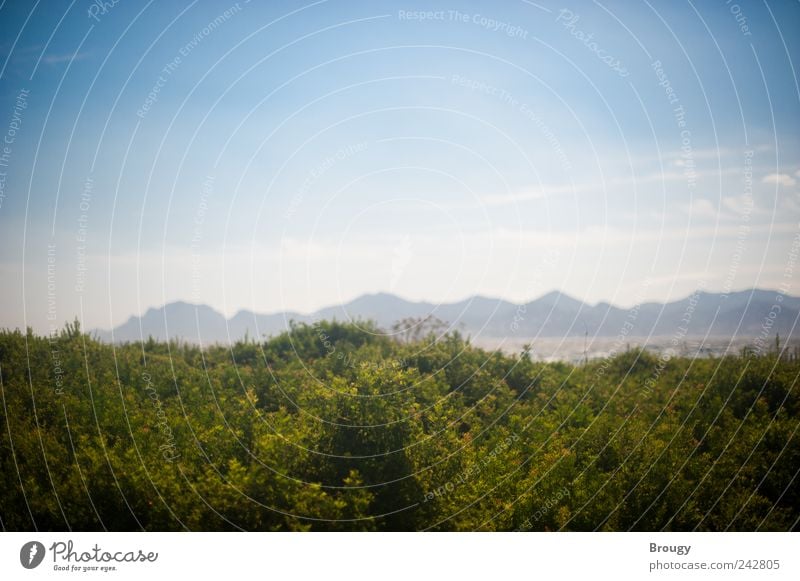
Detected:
left=535, top=290, right=584, bottom=306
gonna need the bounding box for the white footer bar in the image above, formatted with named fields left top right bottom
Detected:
left=1, top=532, right=797, bottom=580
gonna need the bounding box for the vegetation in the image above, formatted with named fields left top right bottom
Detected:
left=1, top=320, right=798, bottom=531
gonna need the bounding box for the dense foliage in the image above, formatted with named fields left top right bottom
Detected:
left=1, top=320, right=798, bottom=531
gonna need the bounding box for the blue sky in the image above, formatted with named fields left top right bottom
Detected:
left=1, top=0, right=799, bottom=332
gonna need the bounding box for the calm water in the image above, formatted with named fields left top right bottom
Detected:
left=471, top=335, right=799, bottom=363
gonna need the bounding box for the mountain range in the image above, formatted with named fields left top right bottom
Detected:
left=93, top=288, right=799, bottom=345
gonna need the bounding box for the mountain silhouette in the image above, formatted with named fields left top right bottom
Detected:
left=93, top=288, right=799, bottom=345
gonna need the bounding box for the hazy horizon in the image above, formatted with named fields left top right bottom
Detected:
left=2, top=283, right=796, bottom=334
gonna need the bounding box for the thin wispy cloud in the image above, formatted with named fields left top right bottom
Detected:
left=762, top=173, right=797, bottom=187
left=40, top=51, right=90, bottom=65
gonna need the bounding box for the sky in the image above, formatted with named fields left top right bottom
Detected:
left=0, top=0, right=799, bottom=333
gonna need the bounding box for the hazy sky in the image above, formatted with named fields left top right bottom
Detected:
left=1, top=0, right=799, bottom=332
